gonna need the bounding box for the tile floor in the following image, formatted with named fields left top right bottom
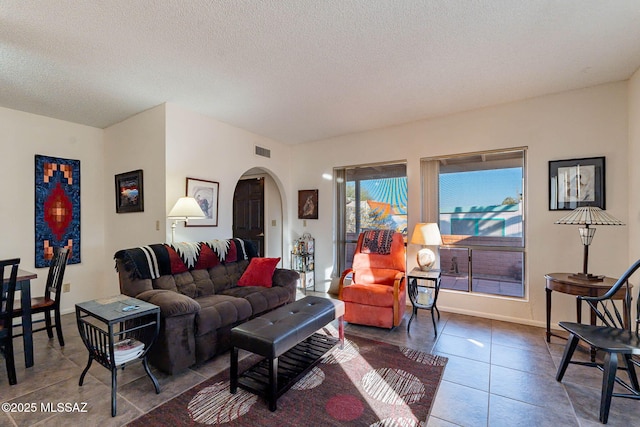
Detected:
left=1, top=293, right=638, bottom=426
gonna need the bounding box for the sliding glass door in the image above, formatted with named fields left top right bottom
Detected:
left=335, top=162, right=407, bottom=273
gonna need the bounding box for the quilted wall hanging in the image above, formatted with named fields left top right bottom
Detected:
left=35, top=155, right=80, bottom=267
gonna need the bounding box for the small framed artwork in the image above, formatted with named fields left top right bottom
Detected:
left=298, top=189, right=319, bottom=219
left=549, top=156, right=605, bottom=210
left=186, top=177, right=219, bottom=226
left=115, top=169, right=144, bottom=213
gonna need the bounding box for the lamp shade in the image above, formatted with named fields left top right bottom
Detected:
left=410, top=223, right=442, bottom=246
left=554, top=206, right=624, bottom=226
left=168, top=197, right=206, bottom=219
left=554, top=206, right=624, bottom=281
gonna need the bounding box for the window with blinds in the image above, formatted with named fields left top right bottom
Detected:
left=423, top=149, right=526, bottom=298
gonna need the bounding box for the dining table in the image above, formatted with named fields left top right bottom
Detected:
left=2, top=268, right=37, bottom=368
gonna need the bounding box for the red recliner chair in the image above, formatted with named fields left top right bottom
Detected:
left=338, top=231, right=406, bottom=328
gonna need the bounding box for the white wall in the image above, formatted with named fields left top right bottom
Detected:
left=1, top=78, right=635, bottom=327
left=628, top=70, right=640, bottom=265
left=291, top=82, right=630, bottom=327
left=103, top=105, right=167, bottom=292
left=0, top=107, right=106, bottom=313
left=164, top=103, right=293, bottom=249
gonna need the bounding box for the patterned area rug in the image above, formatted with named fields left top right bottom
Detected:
left=128, top=330, right=447, bottom=426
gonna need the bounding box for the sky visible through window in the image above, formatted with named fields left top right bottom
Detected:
left=440, top=168, right=522, bottom=210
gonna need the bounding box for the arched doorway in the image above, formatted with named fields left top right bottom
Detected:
left=232, top=169, right=283, bottom=262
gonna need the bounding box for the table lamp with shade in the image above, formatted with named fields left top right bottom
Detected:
left=168, top=197, right=206, bottom=243
left=410, top=222, right=442, bottom=271
left=554, top=206, right=624, bottom=281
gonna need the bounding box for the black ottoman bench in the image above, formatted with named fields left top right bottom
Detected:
left=230, top=296, right=344, bottom=411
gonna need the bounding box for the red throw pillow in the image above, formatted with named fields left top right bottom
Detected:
left=237, top=257, right=281, bottom=287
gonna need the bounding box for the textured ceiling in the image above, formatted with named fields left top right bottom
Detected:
left=2, top=1, right=640, bottom=144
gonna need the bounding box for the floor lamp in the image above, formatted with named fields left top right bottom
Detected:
left=555, top=206, right=624, bottom=281
left=168, top=197, right=206, bottom=243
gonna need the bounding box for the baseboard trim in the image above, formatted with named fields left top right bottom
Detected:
left=436, top=305, right=556, bottom=330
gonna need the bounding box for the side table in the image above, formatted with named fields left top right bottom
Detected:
left=407, top=268, right=441, bottom=336
left=545, top=273, right=631, bottom=360
left=76, top=295, right=161, bottom=417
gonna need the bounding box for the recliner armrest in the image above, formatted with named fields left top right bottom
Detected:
left=136, top=289, right=200, bottom=318
left=338, top=268, right=354, bottom=299
left=394, top=271, right=406, bottom=290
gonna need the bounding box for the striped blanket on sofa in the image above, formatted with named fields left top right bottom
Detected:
left=114, top=239, right=256, bottom=280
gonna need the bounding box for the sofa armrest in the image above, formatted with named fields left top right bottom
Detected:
left=272, top=268, right=299, bottom=302
left=272, top=268, right=299, bottom=287
left=136, top=289, right=200, bottom=318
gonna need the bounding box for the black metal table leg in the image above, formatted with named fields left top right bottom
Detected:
left=269, top=357, right=278, bottom=411
left=79, top=355, right=93, bottom=386
left=230, top=347, right=238, bottom=394
left=111, top=368, right=117, bottom=417
left=143, top=357, right=160, bottom=394
left=431, top=307, right=438, bottom=336
left=407, top=306, right=418, bottom=332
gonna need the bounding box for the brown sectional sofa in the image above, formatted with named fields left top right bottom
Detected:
left=115, top=239, right=298, bottom=374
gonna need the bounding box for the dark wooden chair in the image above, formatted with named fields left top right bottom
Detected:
left=1, top=258, right=20, bottom=385
left=14, top=248, right=69, bottom=346
left=555, top=258, right=640, bottom=424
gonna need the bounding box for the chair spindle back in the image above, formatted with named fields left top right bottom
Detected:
left=45, top=248, right=69, bottom=299
left=581, top=258, right=640, bottom=332
left=0, top=259, right=20, bottom=331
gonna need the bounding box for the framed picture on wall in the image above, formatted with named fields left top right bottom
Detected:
left=298, top=189, right=319, bottom=219
left=549, top=156, right=605, bottom=210
left=115, top=169, right=144, bottom=213
left=186, top=177, right=219, bottom=226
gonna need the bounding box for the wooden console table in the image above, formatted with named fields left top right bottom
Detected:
left=545, top=273, right=630, bottom=344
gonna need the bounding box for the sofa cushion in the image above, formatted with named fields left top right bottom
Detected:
left=209, top=261, right=249, bottom=293
left=195, top=295, right=252, bottom=336
left=174, top=271, right=197, bottom=298
left=192, top=269, right=215, bottom=297
left=237, top=257, right=281, bottom=287
left=221, top=285, right=291, bottom=317
left=153, top=275, right=178, bottom=293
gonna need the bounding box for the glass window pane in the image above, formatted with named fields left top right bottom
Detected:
left=343, top=163, right=408, bottom=271
left=470, top=250, right=524, bottom=297
left=358, top=177, right=407, bottom=233
left=346, top=181, right=356, bottom=234
left=440, top=247, right=470, bottom=291
left=345, top=241, right=357, bottom=270
left=439, top=153, right=524, bottom=248
left=345, top=164, right=407, bottom=237
left=428, top=149, right=526, bottom=299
